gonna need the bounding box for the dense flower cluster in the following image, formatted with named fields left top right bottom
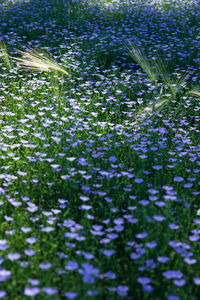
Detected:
left=0, top=0, right=199, bottom=298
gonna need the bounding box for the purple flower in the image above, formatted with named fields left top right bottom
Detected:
left=193, top=219, right=200, bottom=224
left=193, top=277, right=200, bottom=285
left=21, top=227, right=32, bottom=233
left=0, top=270, right=11, bottom=282
left=162, top=185, right=173, bottom=191
left=25, top=237, right=38, bottom=244
left=130, top=253, right=141, bottom=260
left=28, top=279, right=40, bottom=286
left=142, top=284, right=154, bottom=293
left=144, top=259, right=156, bottom=269
left=20, top=261, right=29, bottom=268
left=114, top=218, right=124, bottom=225
left=139, top=200, right=149, bottom=206
left=109, top=156, right=117, bottom=163
left=155, top=201, right=166, bottom=207
left=82, top=252, right=94, bottom=260
left=136, top=232, right=148, bottom=239
left=127, top=218, right=138, bottom=223
left=107, top=233, right=118, bottom=240
left=101, top=272, right=116, bottom=279
left=184, top=258, right=197, bottom=264
left=138, top=277, right=151, bottom=285
left=100, top=238, right=111, bottom=244
left=66, top=157, right=76, bottom=162
left=7, top=253, right=21, bottom=261
left=168, top=296, right=180, bottom=300
left=24, top=249, right=36, bottom=256
left=100, top=249, right=115, bottom=257
left=169, top=224, right=179, bottom=230
left=173, top=279, right=186, bottom=286
left=65, top=261, right=78, bottom=271
left=24, top=287, right=40, bottom=296
left=87, top=290, right=98, bottom=296
left=61, top=175, right=71, bottom=180
left=174, top=177, right=184, bottom=182
left=27, top=206, right=38, bottom=213
left=66, top=242, right=76, bottom=249
left=0, top=240, right=9, bottom=250
left=134, top=178, right=143, bottom=183
left=41, top=226, right=54, bottom=232
left=64, top=292, right=78, bottom=299
left=153, top=215, right=166, bottom=221
left=145, top=240, right=157, bottom=248
left=189, top=235, right=199, bottom=242
left=78, top=205, right=92, bottom=210
left=80, top=196, right=90, bottom=201
left=116, top=285, right=129, bottom=296
left=43, top=287, right=58, bottom=295
left=183, top=183, right=193, bottom=188
left=150, top=146, right=158, bottom=151
left=149, top=196, right=157, bottom=201
left=127, top=205, right=137, bottom=210
left=64, top=232, right=78, bottom=239
left=162, top=270, right=183, bottom=279
left=4, top=215, right=14, bottom=221
left=114, top=225, right=124, bottom=232
left=80, top=263, right=99, bottom=276
left=82, top=274, right=95, bottom=284
left=148, top=189, right=159, bottom=194
left=39, top=263, right=52, bottom=270
left=0, top=257, right=4, bottom=265
left=0, top=291, right=6, bottom=298
left=152, top=165, right=162, bottom=170
left=168, top=241, right=180, bottom=248
left=92, top=225, right=103, bottom=231
left=157, top=256, right=170, bottom=263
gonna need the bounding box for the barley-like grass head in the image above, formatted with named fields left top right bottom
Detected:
left=9, top=47, right=70, bottom=76
left=187, top=89, right=200, bottom=97
left=127, top=42, right=159, bottom=87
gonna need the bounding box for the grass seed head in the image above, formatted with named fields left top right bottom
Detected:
left=187, top=89, right=200, bottom=97
left=9, top=47, right=70, bottom=76
left=127, top=42, right=159, bottom=87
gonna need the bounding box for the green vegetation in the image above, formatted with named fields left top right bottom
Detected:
left=0, top=0, right=199, bottom=299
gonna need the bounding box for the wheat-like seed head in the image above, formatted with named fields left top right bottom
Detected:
left=127, top=42, right=189, bottom=98
left=127, top=42, right=159, bottom=86
left=9, top=47, right=70, bottom=76
left=187, top=89, right=200, bottom=97
left=154, top=57, right=188, bottom=97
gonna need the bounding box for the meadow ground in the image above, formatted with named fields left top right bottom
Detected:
left=0, top=0, right=199, bottom=299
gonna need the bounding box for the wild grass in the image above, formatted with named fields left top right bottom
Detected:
left=187, top=89, right=200, bottom=97
left=0, top=40, right=13, bottom=69
left=0, top=0, right=199, bottom=299
left=9, top=47, right=70, bottom=76
left=127, top=41, right=199, bottom=123
left=127, top=42, right=160, bottom=88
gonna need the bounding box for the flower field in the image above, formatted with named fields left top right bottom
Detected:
left=0, top=0, right=199, bottom=299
